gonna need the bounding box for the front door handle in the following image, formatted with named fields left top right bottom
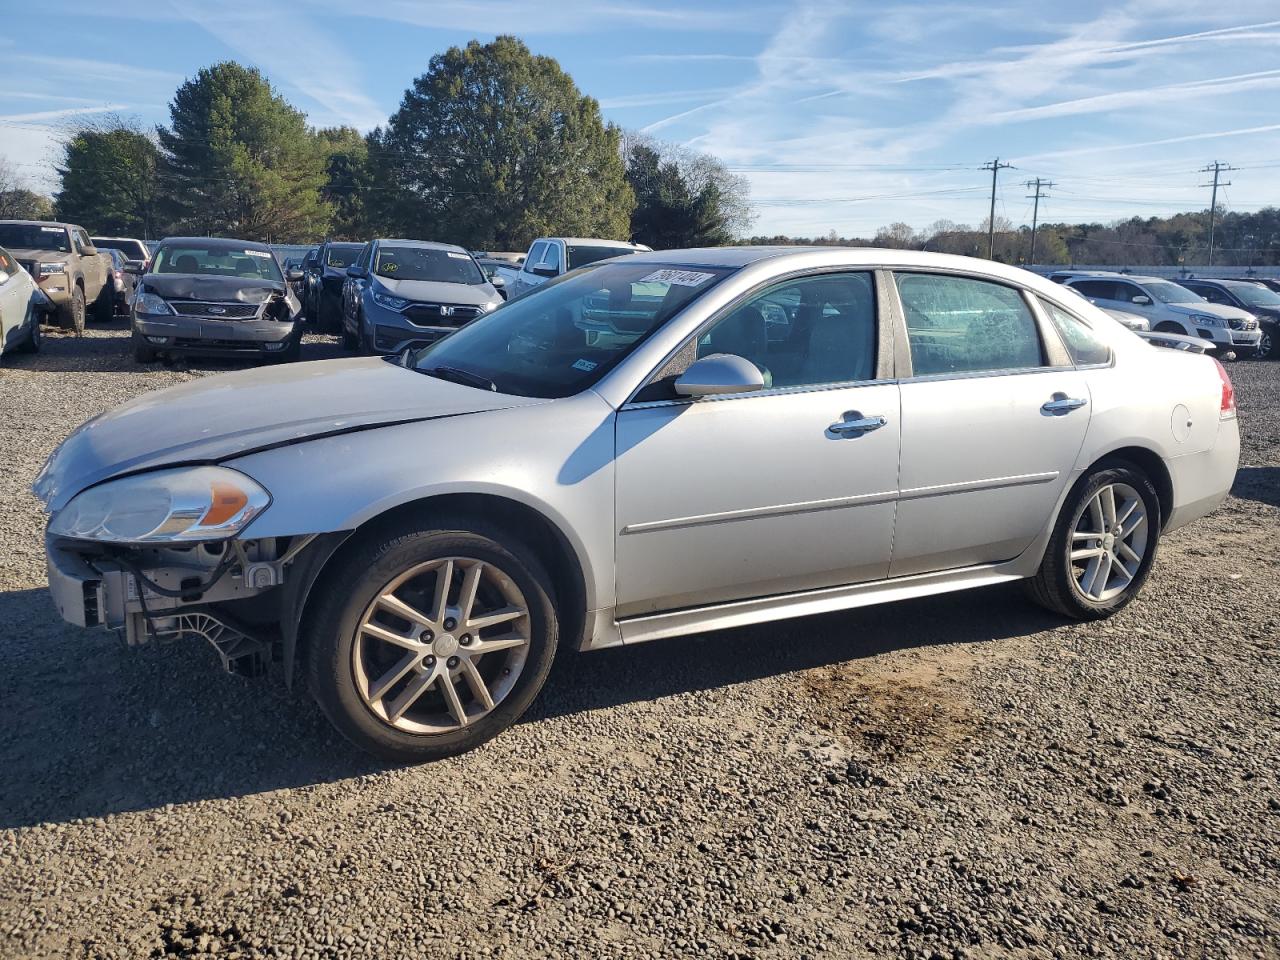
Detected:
left=829, top=412, right=887, bottom=436
left=1041, top=393, right=1088, bottom=415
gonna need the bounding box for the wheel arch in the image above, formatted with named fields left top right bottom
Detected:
left=289, top=491, right=591, bottom=686
left=1077, top=445, right=1174, bottom=529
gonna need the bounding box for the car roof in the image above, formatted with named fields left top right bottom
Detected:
left=90, top=235, right=145, bottom=241
left=543, top=237, right=648, bottom=249
left=160, top=236, right=274, bottom=252
left=1182, top=277, right=1254, bottom=288
left=324, top=240, right=365, bottom=248
left=372, top=238, right=469, bottom=254
left=0, top=219, right=74, bottom=229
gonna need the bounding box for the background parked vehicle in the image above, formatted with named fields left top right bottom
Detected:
left=102, top=249, right=136, bottom=315
left=90, top=236, right=151, bottom=269
left=495, top=237, right=650, bottom=297
left=473, top=257, right=511, bottom=299
left=1244, top=277, right=1280, bottom=295
left=1062, top=273, right=1261, bottom=358
left=304, top=240, right=365, bottom=332
left=340, top=239, right=502, bottom=354
left=0, top=220, right=113, bottom=333
left=34, top=248, right=1239, bottom=761
left=1175, top=277, right=1279, bottom=360
left=129, top=237, right=304, bottom=364
left=0, top=245, right=47, bottom=355
left=1059, top=284, right=1149, bottom=330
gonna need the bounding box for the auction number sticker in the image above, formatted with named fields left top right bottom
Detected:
left=638, top=269, right=715, bottom=287
left=572, top=358, right=598, bottom=372
left=244, top=249, right=272, bottom=258
left=446, top=251, right=470, bottom=259
left=41, top=226, right=63, bottom=232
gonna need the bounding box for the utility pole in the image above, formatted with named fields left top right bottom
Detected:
left=1199, top=161, right=1235, bottom=266
left=982, top=157, right=1013, bottom=259
left=1024, top=177, right=1054, bottom=265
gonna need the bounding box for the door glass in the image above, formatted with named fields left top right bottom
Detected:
left=525, top=243, right=546, bottom=271
left=1070, top=280, right=1116, bottom=301
left=1040, top=298, right=1111, bottom=365
left=542, top=244, right=562, bottom=272
left=896, top=272, right=1043, bottom=376
left=693, top=273, right=877, bottom=389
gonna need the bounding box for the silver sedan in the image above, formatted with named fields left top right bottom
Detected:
left=35, top=248, right=1240, bottom=760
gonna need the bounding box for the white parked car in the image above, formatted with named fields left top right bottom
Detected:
left=496, top=237, right=650, bottom=298
left=35, top=248, right=1240, bottom=760
left=0, top=244, right=47, bottom=355
left=1062, top=273, right=1260, bottom=357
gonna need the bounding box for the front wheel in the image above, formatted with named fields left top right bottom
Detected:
left=61, top=287, right=86, bottom=334
left=1027, top=463, right=1161, bottom=620
left=1258, top=328, right=1276, bottom=360
left=305, top=521, right=559, bottom=761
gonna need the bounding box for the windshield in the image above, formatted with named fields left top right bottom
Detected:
left=1233, top=283, right=1280, bottom=306
left=375, top=246, right=485, bottom=285
left=152, top=244, right=284, bottom=281
left=0, top=224, right=70, bottom=252
left=412, top=261, right=733, bottom=398
left=1146, top=281, right=1203, bottom=304
left=92, top=238, right=148, bottom=260
left=566, top=244, right=639, bottom=270
left=326, top=245, right=363, bottom=268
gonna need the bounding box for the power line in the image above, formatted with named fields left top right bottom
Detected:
left=981, top=157, right=1013, bottom=259
left=1024, top=177, right=1054, bottom=265
left=1200, top=160, right=1236, bottom=266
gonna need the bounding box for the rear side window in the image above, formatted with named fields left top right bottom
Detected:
left=896, top=272, right=1043, bottom=376
left=1040, top=298, right=1111, bottom=366
left=1070, top=279, right=1117, bottom=300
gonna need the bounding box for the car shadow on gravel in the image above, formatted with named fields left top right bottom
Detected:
left=1232, top=466, right=1280, bottom=508
left=0, top=582, right=1058, bottom=830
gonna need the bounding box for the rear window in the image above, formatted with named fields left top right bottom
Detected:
left=92, top=238, right=149, bottom=260
left=567, top=244, right=639, bottom=270
left=325, top=245, right=363, bottom=268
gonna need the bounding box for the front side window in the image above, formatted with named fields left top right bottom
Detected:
left=152, top=245, right=284, bottom=282
left=1145, top=280, right=1203, bottom=304
left=692, top=272, right=878, bottom=389
left=374, top=246, right=485, bottom=285
left=1040, top=298, right=1111, bottom=366
left=1191, top=284, right=1231, bottom=305
left=411, top=262, right=733, bottom=398
left=541, top=243, right=562, bottom=272
left=1113, top=282, right=1148, bottom=304
left=896, top=272, right=1043, bottom=376
left=524, top=242, right=547, bottom=271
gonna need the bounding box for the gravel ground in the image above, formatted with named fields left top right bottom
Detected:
left=0, top=320, right=1277, bottom=960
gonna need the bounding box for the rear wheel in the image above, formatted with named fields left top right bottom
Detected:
left=305, top=521, right=559, bottom=762
left=1027, top=463, right=1161, bottom=620
left=61, top=286, right=86, bottom=334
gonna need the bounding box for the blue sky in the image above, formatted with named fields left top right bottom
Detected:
left=1, top=0, right=1278, bottom=237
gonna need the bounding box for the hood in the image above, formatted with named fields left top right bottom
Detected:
left=143, top=273, right=286, bottom=303
left=1167, top=301, right=1252, bottom=321
left=34, top=357, right=542, bottom=511
left=374, top=276, right=498, bottom=305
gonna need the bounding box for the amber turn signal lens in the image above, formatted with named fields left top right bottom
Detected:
left=200, top=481, right=249, bottom=527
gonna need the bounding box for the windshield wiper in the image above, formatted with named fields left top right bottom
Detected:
left=419, top=364, right=498, bottom=392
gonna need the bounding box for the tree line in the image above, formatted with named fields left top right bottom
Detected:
left=747, top=208, right=1280, bottom=269
left=14, top=37, right=752, bottom=251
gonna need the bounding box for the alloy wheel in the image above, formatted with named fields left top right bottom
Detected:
left=352, top=557, right=531, bottom=734
left=1261, top=329, right=1274, bottom=359
left=1069, top=482, right=1149, bottom=602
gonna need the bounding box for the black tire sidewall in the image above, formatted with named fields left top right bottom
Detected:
left=1053, top=464, right=1161, bottom=618
left=306, top=525, right=559, bottom=761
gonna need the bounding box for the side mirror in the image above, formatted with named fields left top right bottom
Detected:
left=81, top=244, right=98, bottom=256
left=346, top=266, right=367, bottom=279
left=287, top=268, right=304, bottom=282
left=532, top=265, right=558, bottom=278
left=1131, top=294, right=1151, bottom=305
left=491, top=274, right=505, bottom=288
left=123, top=260, right=145, bottom=275
left=674, top=354, right=765, bottom=398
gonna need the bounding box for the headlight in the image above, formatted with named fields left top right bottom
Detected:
left=134, top=291, right=174, bottom=315
left=1191, top=314, right=1225, bottom=327
left=38, top=262, right=65, bottom=276
left=372, top=290, right=409, bottom=311
left=478, top=300, right=501, bottom=313
left=49, top=466, right=270, bottom=543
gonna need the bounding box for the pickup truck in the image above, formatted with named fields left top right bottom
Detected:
left=0, top=220, right=114, bottom=332
left=495, top=237, right=650, bottom=298
left=0, top=221, right=113, bottom=335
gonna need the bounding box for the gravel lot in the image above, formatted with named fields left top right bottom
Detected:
left=0, top=319, right=1277, bottom=959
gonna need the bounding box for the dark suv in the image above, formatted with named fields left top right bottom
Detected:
left=1176, top=277, right=1280, bottom=360
left=304, top=240, right=365, bottom=332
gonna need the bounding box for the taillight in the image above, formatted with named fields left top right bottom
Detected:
left=1213, top=358, right=1236, bottom=417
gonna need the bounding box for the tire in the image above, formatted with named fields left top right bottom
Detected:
left=91, top=282, right=114, bottom=323
left=360, top=313, right=377, bottom=355
left=1255, top=327, right=1276, bottom=360
left=15, top=312, right=41, bottom=353
left=305, top=520, right=560, bottom=762
left=274, top=333, right=302, bottom=364
left=1027, top=462, right=1161, bottom=620
left=132, top=330, right=158, bottom=363
left=61, top=286, right=86, bottom=334
left=341, top=313, right=358, bottom=351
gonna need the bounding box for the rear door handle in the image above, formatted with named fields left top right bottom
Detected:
left=1041, top=394, right=1088, bottom=415
left=829, top=412, right=887, bottom=436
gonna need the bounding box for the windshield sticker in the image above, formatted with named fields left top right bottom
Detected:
left=244, top=249, right=272, bottom=258
left=572, top=358, right=598, bottom=372
left=378, top=262, right=398, bottom=273
left=638, top=269, right=715, bottom=287
left=41, top=226, right=63, bottom=232
left=447, top=251, right=469, bottom=259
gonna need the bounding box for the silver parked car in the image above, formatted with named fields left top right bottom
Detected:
left=34, top=248, right=1240, bottom=760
